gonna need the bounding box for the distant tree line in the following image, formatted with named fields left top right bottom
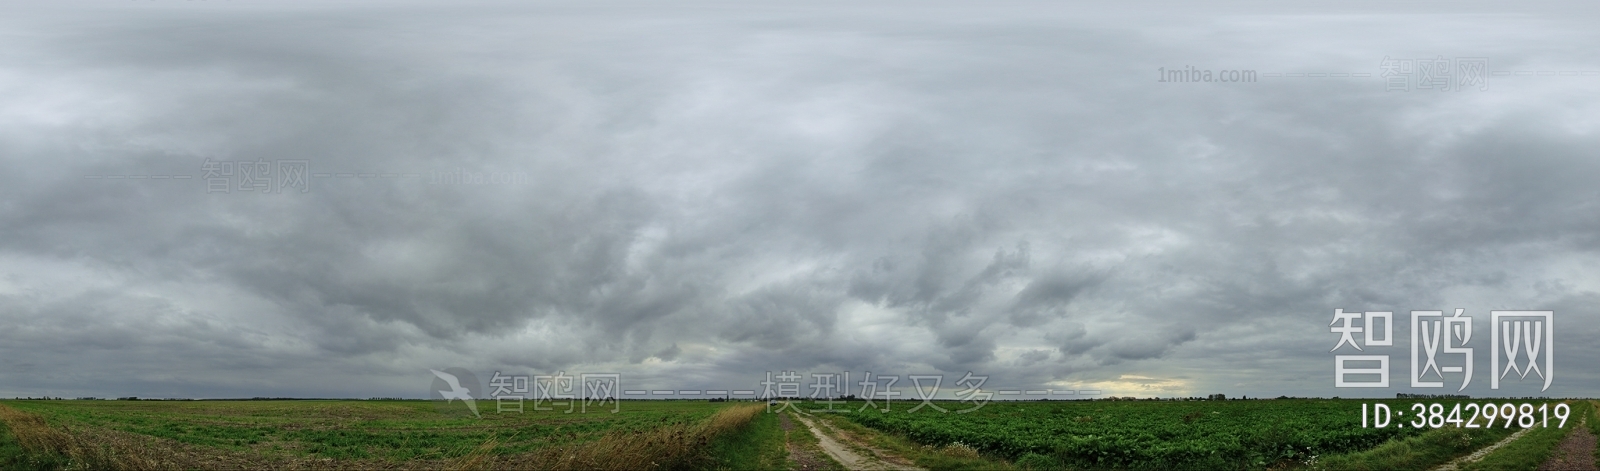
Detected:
left=1102, top=394, right=1249, bottom=401
left=1397, top=393, right=1470, bottom=399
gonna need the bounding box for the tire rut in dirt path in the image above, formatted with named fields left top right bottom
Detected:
left=790, top=410, right=922, bottom=471
left=1538, top=417, right=1597, bottom=471
left=780, top=411, right=835, bottom=470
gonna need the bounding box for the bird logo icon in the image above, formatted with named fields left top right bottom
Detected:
left=429, top=368, right=482, bottom=418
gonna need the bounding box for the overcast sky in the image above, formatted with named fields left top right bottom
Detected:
left=2, top=0, right=1598, bottom=400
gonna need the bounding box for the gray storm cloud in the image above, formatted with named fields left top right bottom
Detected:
left=1, top=0, right=1598, bottom=399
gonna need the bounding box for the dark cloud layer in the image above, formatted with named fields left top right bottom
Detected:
left=1, top=0, right=1598, bottom=399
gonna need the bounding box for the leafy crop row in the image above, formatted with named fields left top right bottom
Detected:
left=836, top=399, right=1552, bottom=470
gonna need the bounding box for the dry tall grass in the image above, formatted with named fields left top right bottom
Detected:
left=0, top=403, right=158, bottom=470
left=467, top=403, right=767, bottom=471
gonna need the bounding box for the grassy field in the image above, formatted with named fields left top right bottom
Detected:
left=1, top=398, right=1592, bottom=470
left=1457, top=400, right=1596, bottom=471
left=0, top=399, right=773, bottom=470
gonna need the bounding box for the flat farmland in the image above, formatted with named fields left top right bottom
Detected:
left=0, top=399, right=774, bottom=470
left=812, top=398, right=1594, bottom=471
left=1, top=398, right=1595, bottom=470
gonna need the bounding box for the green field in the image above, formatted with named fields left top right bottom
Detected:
left=0, top=398, right=1591, bottom=470
left=0, top=399, right=774, bottom=470
left=814, top=398, right=1585, bottom=470
left=10, top=399, right=721, bottom=458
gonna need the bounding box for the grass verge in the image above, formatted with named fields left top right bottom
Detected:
left=1309, top=422, right=1518, bottom=471
left=1460, top=401, right=1592, bottom=471
left=1593, top=400, right=1600, bottom=463
left=703, top=408, right=788, bottom=470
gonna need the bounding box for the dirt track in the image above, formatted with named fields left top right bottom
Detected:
left=780, top=411, right=834, bottom=470
left=1538, top=417, right=1597, bottom=471
left=790, top=410, right=921, bottom=471
left=1431, top=427, right=1535, bottom=471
